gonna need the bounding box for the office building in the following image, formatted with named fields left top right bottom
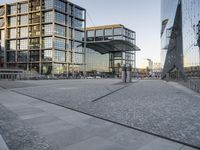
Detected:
left=0, top=0, right=86, bottom=75
left=161, top=0, right=200, bottom=79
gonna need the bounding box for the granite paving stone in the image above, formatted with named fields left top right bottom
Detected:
left=62, top=136, right=130, bottom=150
left=0, top=104, right=53, bottom=150
left=13, top=79, right=200, bottom=148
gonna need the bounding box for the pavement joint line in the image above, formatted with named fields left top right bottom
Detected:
left=10, top=89, right=199, bottom=150
left=91, top=85, right=129, bottom=102
left=92, top=81, right=139, bottom=102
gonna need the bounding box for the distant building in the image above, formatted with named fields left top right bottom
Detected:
left=161, top=0, right=200, bottom=79
left=0, top=0, right=86, bottom=76
left=153, top=62, right=161, bottom=78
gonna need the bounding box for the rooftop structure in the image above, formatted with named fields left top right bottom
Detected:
left=85, top=24, right=140, bottom=77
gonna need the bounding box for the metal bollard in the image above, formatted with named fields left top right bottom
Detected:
left=121, top=64, right=126, bottom=83
left=126, top=64, right=132, bottom=83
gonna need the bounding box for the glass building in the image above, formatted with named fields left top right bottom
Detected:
left=161, top=0, right=200, bottom=79
left=0, top=0, right=86, bottom=75
left=85, top=24, right=139, bottom=77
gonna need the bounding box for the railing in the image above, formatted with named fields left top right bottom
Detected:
left=180, top=78, right=200, bottom=93
left=0, top=69, right=24, bottom=80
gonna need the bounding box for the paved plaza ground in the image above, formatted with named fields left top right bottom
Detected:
left=0, top=79, right=199, bottom=150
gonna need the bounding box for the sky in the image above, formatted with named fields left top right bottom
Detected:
left=2, top=0, right=161, bottom=68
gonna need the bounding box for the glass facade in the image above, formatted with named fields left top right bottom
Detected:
left=44, top=0, right=53, bottom=9
left=19, top=15, right=28, bottom=25
left=86, top=25, right=136, bottom=76
left=55, top=25, right=65, bottom=37
left=44, top=24, right=53, bottom=35
left=161, top=0, right=200, bottom=79
left=1, top=0, right=86, bottom=75
left=86, top=49, right=109, bottom=72
left=20, top=3, right=28, bottom=13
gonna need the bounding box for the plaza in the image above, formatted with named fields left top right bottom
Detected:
left=0, top=79, right=199, bottom=150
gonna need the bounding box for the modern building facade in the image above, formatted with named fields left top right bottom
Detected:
left=0, top=0, right=86, bottom=76
left=85, top=24, right=139, bottom=77
left=161, top=0, right=200, bottom=79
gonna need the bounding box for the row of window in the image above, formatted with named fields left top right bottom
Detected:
left=6, top=50, right=83, bottom=63
left=8, top=11, right=84, bottom=30
left=55, top=12, right=83, bottom=29
left=7, top=23, right=83, bottom=41
left=7, top=38, right=83, bottom=52
left=87, top=35, right=134, bottom=43
left=9, top=4, right=28, bottom=15
left=87, top=28, right=135, bottom=38
left=8, top=0, right=84, bottom=19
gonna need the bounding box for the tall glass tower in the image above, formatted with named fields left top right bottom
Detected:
left=161, top=0, right=200, bottom=79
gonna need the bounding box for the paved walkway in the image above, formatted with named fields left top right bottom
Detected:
left=0, top=87, right=195, bottom=150
left=10, top=79, right=200, bottom=148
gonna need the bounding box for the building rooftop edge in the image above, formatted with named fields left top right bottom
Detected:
left=86, top=24, right=124, bottom=30
left=0, top=0, right=86, bottom=10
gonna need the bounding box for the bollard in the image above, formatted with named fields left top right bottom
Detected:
left=121, top=64, right=126, bottom=83
left=126, top=64, right=132, bottom=83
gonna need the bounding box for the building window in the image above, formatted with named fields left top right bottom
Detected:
left=20, top=3, right=28, bottom=13
left=75, top=8, right=83, bottom=19
left=30, top=51, right=39, bottom=61
left=55, top=24, right=65, bottom=37
left=44, top=11, right=53, bottom=22
left=19, top=39, right=28, bottom=50
left=55, top=0, right=65, bottom=12
left=54, top=38, right=65, bottom=50
left=55, top=12, right=65, bottom=25
left=68, top=4, right=73, bottom=15
left=74, top=42, right=83, bottom=53
left=30, top=25, right=40, bottom=36
left=44, top=0, right=53, bottom=9
left=7, top=52, right=15, bottom=62
left=114, top=28, right=122, bottom=35
left=113, top=36, right=122, bottom=40
left=43, top=37, right=52, bottom=48
left=74, top=19, right=82, bottom=29
left=44, top=24, right=53, bottom=35
left=17, top=51, right=27, bottom=62
left=10, top=5, right=17, bottom=15
left=20, top=15, right=28, bottom=25
left=19, top=27, right=28, bottom=38
left=9, top=17, right=16, bottom=27
left=75, top=30, right=83, bottom=41
left=96, top=29, right=103, bottom=37
left=54, top=50, right=65, bottom=62
left=68, top=17, right=73, bottom=27
left=87, top=30, right=94, bottom=37
left=0, top=7, right=5, bottom=17
left=30, top=38, right=40, bottom=49
left=9, top=28, right=16, bottom=39
left=0, top=19, right=5, bottom=27
left=8, top=40, right=16, bottom=50
left=105, top=28, right=113, bottom=36
left=42, top=50, right=52, bottom=61
left=74, top=53, right=83, bottom=64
